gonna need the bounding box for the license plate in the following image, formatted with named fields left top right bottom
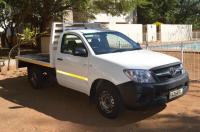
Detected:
left=169, top=88, right=183, bottom=99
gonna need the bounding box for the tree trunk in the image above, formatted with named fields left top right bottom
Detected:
left=10, top=25, right=16, bottom=48
left=1, top=28, right=10, bottom=49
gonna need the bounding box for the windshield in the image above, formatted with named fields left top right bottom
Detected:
left=84, top=31, right=141, bottom=55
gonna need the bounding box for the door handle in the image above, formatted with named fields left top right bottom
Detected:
left=57, top=58, right=63, bottom=61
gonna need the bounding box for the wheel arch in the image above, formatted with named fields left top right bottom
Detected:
left=90, top=79, right=120, bottom=102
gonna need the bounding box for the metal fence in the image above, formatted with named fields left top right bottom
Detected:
left=143, top=31, right=200, bottom=43
left=148, top=42, right=200, bottom=82
left=193, top=31, right=200, bottom=40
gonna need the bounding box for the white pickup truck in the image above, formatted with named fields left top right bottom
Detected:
left=16, top=23, right=189, bottom=118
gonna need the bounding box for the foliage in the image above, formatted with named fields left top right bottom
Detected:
left=153, top=21, right=163, bottom=27
left=0, top=0, right=11, bottom=30
left=94, top=0, right=149, bottom=16
left=71, top=0, right=150, bottom=22
left=137, top=0, right=200, bottom=29
left=0, top=0, right=31, bottom=48
left=0, top=0, right=12, bottom=48
left=29, top=0, right=71, bottom=32
left=1, top=0, right=142, bottom=34
left=18, top=27, right=38, bottom=45
left=1, top=0, right=200, bottom=50
left=71, top=0, right=98, bottom=22
left=138, top=0, right=179, bottom=24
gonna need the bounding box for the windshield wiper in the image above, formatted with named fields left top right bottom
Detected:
left=112, top=48, right=141, bottom=53
left=113, top=49, right=128, bottom=53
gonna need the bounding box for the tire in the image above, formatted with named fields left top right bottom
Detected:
left=96, top=82, right=123, bottom=119
left=27, top=66, right=43, bottom=89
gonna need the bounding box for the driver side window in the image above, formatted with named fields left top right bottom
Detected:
left=106, top=34, right=132, bottom=49
left=61, top=34, right=86, bottom=55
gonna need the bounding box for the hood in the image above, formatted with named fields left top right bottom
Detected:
left=96, top=49, right=180, bottom=70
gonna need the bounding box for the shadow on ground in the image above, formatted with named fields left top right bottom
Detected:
left=0, top=76, right=167, bottom=127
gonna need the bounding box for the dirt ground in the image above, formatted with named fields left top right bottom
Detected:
left=0, top=69, right=200, bottom=132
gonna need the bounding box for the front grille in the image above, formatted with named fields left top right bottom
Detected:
left=152, top=63, right=183, bottom=82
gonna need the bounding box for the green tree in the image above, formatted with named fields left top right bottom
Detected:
left=71, top=0, right=97, bottom=22
left=0, top=0, right=10, bottom=47
left=72, top=0, right=150, bottom=22
left=0, top=0, right=30, bottom=48
left=1, top=0, right=144, bottom=48
left=137, top=0, right=200, bottom=29
left=175, top=0, right=200, bottom=29
left=29, top=0, right=71, bottom=32
left=138, top=0, right=178, bottom=24
left=93, top=0, right=150, bottom=17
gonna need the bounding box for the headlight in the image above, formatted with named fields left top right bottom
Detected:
left=123, top=69, right=155, bottom=83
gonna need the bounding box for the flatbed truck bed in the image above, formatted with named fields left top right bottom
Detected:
left=16, top=54, right=51, bottom=68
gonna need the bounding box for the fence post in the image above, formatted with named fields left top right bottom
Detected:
left=145, top=33, right=149, bottom=49
left=181, top=43, right=184, bottom=63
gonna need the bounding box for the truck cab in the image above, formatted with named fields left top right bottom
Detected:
left=17, top=23, right=189, bottom=118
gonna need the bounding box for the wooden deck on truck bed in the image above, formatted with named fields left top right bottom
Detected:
left=16, top=54, right=51, bottom=68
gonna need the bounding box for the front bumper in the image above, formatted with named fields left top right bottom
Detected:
left=117, top=72, right=189, bottom=108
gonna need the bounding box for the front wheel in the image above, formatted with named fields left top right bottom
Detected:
left=96, top=83, right=123, bottom=119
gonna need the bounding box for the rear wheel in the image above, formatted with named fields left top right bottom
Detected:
left=27, top=66, right=43, bottom=89
left=96, top=82, right=123, bottom=119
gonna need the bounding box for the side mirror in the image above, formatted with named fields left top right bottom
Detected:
left=135, top=43, right=142, bottom=49
left=74, top=47, right=88, bottom=57
left=136, top=43, right=140, bottom=47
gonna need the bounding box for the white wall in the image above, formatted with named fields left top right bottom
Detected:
left=160, top=24, right=192, bottom=42
left=91, top=13, right=133, bottom=24
left=147, top=24, right=157, bottom=42
left=105, top=24, right=143, bottom=43
left=90, top=12, right=143, bottom=43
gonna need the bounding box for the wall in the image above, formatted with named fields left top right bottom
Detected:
left=91, top=13, right=133, bottom=24
left=160, top=24, right=192, bottom=42
left=106, top=24, right=143, bottom=43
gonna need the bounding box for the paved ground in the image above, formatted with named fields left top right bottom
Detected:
left=0, top=69, right=200, bottom=132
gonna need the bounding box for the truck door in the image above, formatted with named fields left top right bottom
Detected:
left=56, top=33, right=89, bottom=93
